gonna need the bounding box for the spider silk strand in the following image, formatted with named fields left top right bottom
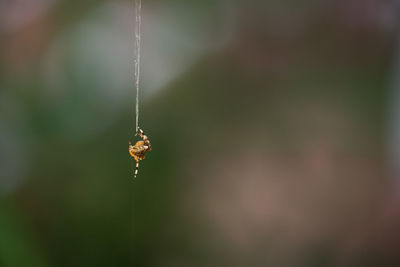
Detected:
left=134, top=0, right=142, bottom=132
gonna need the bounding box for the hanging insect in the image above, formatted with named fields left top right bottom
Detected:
left=129, top=127, right=152, bottom=178
left=129, top=0, right=151, bottom=178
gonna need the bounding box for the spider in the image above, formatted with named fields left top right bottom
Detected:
left=129, top=127, right=152, bottom=178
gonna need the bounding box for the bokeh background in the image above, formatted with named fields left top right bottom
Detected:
left=1, top=0, right=400, bottom=266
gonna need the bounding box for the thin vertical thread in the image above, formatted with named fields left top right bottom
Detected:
left=134, top=0, right=141, bottom=132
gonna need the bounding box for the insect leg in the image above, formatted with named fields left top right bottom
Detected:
left=137, top=127, right=151, bottom=150
left=134, top=160, right=139, bottom=178
left=137, top=127, right=148, bottom=141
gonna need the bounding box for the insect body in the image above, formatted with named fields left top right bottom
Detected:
left=129, top=127, right=151, bottom=178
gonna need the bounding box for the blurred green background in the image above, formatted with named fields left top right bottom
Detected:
left=1, top=0, right=400, bottom=266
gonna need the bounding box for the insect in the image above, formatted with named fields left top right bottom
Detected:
left=129, top=127, right=152, bottom=178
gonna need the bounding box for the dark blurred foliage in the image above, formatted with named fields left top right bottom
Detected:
left=1, top=0, right=400, bottom=266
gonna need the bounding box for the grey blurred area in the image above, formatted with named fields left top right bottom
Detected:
left=1, top=0, right=400, bottom=266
